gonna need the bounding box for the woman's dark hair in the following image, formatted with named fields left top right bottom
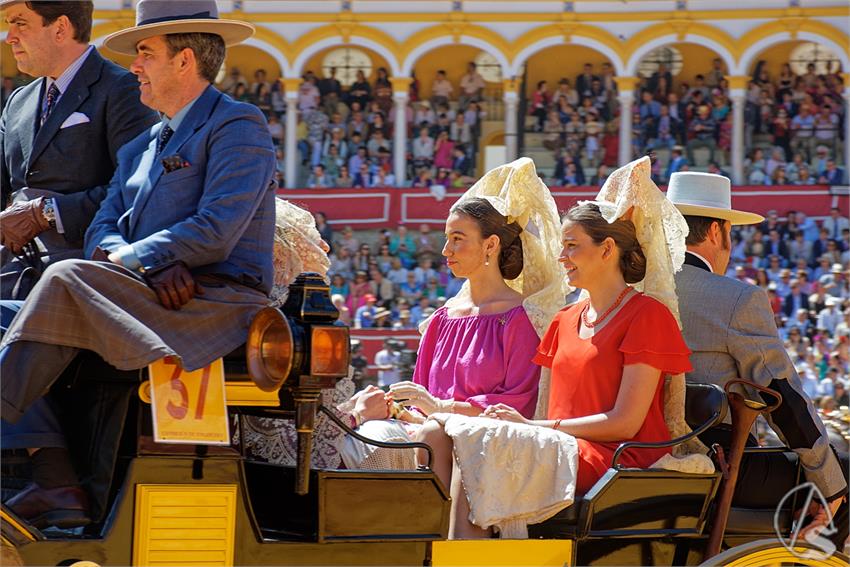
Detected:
left=563, top=203, right=647, bottom=284
left=451, top=198, right=524, bottom=279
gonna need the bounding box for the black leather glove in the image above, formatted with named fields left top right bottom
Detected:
left=143, top=262, right=204, bottom=310
left=0, top=197, right=51, bottom=254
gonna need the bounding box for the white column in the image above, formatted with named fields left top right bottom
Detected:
left=844, top=90, right=850, bottom=181
left=617, top=91, right=634, bottom=167
left=503, top=91, right=518, bottom=162
left=284, top=94, right=298, bottom=189
left=730, top=90, right=746, bottom=185
left=393, top=91, right=409, bottom=187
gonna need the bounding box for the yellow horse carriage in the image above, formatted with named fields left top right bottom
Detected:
left=2, top=275, right=847, bottom=566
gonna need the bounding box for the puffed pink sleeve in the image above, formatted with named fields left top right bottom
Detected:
left=619, top=298, right=693, bottom=375
left=464, top=310, right=542, bottom=418
left=412, top=307, right=444, bottom=390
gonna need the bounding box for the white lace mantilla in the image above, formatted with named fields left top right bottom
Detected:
left=420, top=158, right=570, bottom=419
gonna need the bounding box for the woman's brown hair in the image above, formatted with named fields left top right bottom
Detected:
left=563, top=203, right=647, bottom=284
left=451, top=198, right=524, bottom=279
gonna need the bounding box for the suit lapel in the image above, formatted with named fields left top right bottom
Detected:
left=128, top=86, right=221, bottom=234
left=16, top=80, right=44, bottom=169
left=29, top=49, right=102, bottom=168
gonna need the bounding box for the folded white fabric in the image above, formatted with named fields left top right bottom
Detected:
left=650, top=452, right=715, bottom=474
left=60, top=112, right=90, bottom=129
left=432, top=414, right=579, bottom=539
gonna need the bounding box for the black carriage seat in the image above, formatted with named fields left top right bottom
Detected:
left=529, top=382, right=727, bottom=540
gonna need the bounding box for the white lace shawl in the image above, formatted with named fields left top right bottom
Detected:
left=419, top=158, right=571, bottom=418
left=583, top=156, right=708, bottom=459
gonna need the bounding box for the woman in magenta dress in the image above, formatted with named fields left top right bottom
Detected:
left=418, top=157, right=694, bottom=539
left=340, top=158, right=567, bottom=469
left=388, top=197, right=543, bottom=419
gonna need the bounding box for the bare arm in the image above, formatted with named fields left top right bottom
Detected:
left=487, top=363, right=662, bottom=442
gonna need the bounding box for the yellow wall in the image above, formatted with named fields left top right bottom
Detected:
left=413, top=45, right=490, bottom=99
left=301, top=46, right=390, bottom=84
left=524, top=44, right=613, bottom=97
left=743, top=40, right=803, bottom=76
left=221, top=45, right=282, bottom=81
left=2, top=43, right=16, bottom=77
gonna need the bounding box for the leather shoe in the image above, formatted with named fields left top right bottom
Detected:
left=5, top=483, right=91, bottom=529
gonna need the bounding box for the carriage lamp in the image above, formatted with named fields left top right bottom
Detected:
left=245, top=272, right=350, bottom=494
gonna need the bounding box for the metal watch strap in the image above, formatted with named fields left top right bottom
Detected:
left=41, top=198, right=57, bottom=230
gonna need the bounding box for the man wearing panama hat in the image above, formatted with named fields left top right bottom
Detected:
left=0, top=0, right=276, bottom=528
left=667, top=171, right=847, bottom=541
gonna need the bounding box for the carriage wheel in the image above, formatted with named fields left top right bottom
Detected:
left=699, top=538, right=850, bottom=567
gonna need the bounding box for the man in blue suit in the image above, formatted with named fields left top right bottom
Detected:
left=0, top=0, right=274, bottom=528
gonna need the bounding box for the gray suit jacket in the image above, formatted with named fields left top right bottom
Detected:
left=0, top=49, right=156, bottom=250
left=675, top=255, right=846, bottom=499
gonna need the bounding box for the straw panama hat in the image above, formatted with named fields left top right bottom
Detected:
left=102, top=0, right=254, bottom=56
left=667, top=171, right=764, bottom=225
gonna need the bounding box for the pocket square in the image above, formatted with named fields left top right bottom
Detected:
left=60, top=112, right=90, bottom=129
left=161, top=154, right=191, bottom=173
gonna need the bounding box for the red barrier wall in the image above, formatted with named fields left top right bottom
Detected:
left=278, top=185, right=847, bottom=229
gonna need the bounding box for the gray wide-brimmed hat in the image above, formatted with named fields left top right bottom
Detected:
left=103, top=0, right=254, bottom=55
left=667, top=172, right=764, bottom=225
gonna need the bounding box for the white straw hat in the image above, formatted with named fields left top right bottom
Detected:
left=102, top=0, right=254, bottom=56
left=667, top=172, right=764, bottom=225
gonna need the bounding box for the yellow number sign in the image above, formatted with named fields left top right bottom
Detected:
left=148, top=357, right=229, bottom=445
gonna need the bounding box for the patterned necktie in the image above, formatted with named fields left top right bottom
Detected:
left=156, top=125, right=174, bottom=155
left=40, top=83, right=60, bottom=127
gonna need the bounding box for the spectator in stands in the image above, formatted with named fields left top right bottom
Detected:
left=354, top=294, right=379, bottom=329
left=790, top=104, right=815, bottom=159
left=575, top=63, right=598, bottom=100
left=823, top=207, right=850, bottom=241
left=706, top=57, right=726, bottom=88
left=818, top=159, right=845, bottom=186
left=530, top=80, right=550, bottom=132
left=414, top=101, right=436, bottom=126
left=307, top=164, right=331, bottom=188
left=411, top=167, right=434, bottom=188
left=769, top=166, right=789, bottom=186
left=686, top=105, right=717, bottom=165
left=707, top=161, right=730, bottom=178
left=373, top=168, right=395, bottom=187
left=353, top=162, right=372, bottom=188
left=813, top=105, right=839, bottom=155
left=433, top=131, right=455, bottom=170
left=552, top=78, right=579, bottom=108
left=450, top=114, right=472, bottom=146
left=412, top=127, right=435, bottom=170
left=430, top=70, right=454, bottom=108
left=451, top=146, right=472, bottom=176
left=665, top=146, right=687, bottom=182
left=590, top=164, right=609, bottom=187
left=347, top=69, right=372, bottom=110
left=459, top=62, right=486, bottom=110
left=390, top=225, right=417, bottom=268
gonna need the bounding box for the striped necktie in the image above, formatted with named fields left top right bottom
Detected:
left=40, top=83, right=60, bottom=127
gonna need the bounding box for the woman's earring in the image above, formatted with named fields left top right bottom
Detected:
left=485, top=254, right=490, bottom=266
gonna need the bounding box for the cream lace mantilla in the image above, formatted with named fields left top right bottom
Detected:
left=585, top=157, right=708, bottom=461
left=420, top=158, right=570, bottom=418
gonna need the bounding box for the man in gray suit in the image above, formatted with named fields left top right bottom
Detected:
left=667, top=171, right=846, bottom=538
left=0, top=0, right=156, bottom=301
left=1, top=0, right=271, bottom=529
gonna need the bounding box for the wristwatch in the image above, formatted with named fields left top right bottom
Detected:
left=41, top=198, right=57, bottom=230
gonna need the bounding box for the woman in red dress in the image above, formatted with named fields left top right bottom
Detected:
left=418, top=196, right=692, bottom=539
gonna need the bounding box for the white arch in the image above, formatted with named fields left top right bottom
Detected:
left=736, top=31, right=850, bottom=76
left=509, top=35, right=625, bottom=77
left=290, top=35, right=401, bottom=79
left=400, top=36, right=510, bottom=78
left=624, top=33, right=736, bottom=77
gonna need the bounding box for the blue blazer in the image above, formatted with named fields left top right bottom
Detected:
left=85, top=86, right=276, bottom=293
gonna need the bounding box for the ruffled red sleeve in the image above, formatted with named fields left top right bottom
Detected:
left=619, top=297, right=692, bottom=375
left=532, top=308, right=568, bottom=368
